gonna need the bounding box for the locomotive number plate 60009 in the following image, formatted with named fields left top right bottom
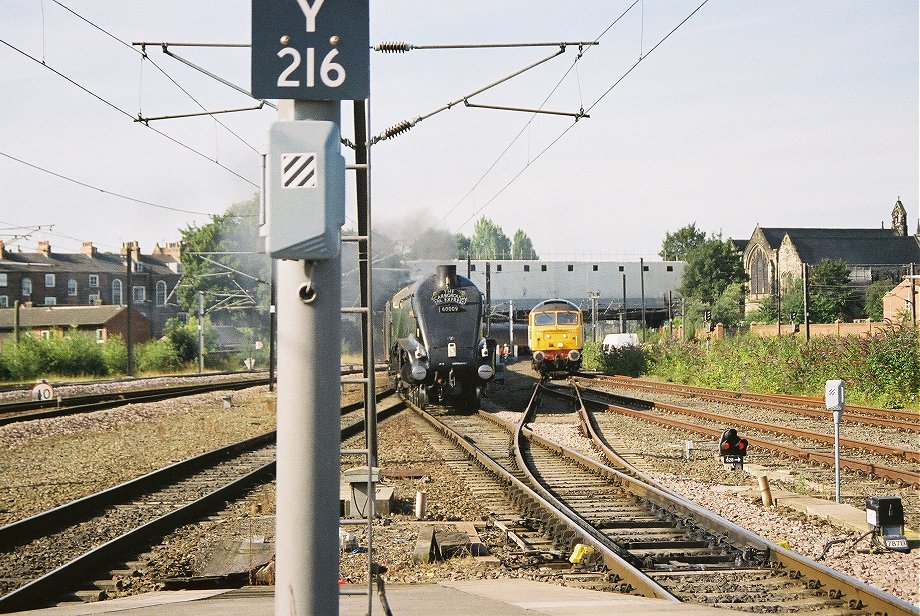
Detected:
left=439, top=305, right=463, bottom=313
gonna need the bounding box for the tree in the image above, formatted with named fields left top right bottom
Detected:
left=865, top=279, right=895, bottom=322
left=711, top=282, right=746, bottom=327
left=808, top=259, right=861, bottom=322
left=455, top=233, right=471, bottom=259
left=659, top=223, right=707, bottom=261
left=680, top=236, right=747, bottom=305
left=511, top=229, right=538, bottom=260
left=469, top=217, right=512, bottom=259
left=178, top=195, right=270, bottom=327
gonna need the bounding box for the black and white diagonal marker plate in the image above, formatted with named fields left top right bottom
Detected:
left=281, top=153, right=317, bottom=188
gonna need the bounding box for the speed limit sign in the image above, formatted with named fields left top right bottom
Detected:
left=31, top=381, right=54, bottom=401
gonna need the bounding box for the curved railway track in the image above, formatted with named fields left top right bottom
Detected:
left=0, top=390, right=401, bottom=613
left=407, top=383, right=914, bottom=615
left=586, top=375, right=920, bottom=431
left=572, top=376, right=920, bottom=488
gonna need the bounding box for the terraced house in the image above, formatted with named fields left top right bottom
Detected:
left=0, top=240, right=184, bottom=338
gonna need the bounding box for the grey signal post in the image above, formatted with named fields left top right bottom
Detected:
left=253, top=1, right=369, bottom=615
left=825, top=379, right=845, bottom=503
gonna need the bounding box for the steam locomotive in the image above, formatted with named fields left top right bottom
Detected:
left=384, top=265, right=496, bottom=410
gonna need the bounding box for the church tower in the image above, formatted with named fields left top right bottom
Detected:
left=891, top=197, right=907, bottom=237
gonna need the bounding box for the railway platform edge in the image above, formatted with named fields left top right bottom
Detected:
left=9, top=579, right=733, bottom=616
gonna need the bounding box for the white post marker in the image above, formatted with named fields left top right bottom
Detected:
left=31, top=380, right=54, bottom=402
left=824, top=379, right=845, bottom=503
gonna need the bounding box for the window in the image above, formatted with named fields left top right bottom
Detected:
left=0, top=296, right=7, bottom=307
left=40, top=330, right=51, bottom=339
left=643, top=265, right=649, bottom=271
left=469, top=264, right=476, bottom=272
left=557, top=312, right=579, bottom=325
left=89, top=274, right=99, bottom=288
left=750, top=249, right=771, bottom=294
left=68, top=279, right=78, bottom=296
left=22, top=278, right=32, bottom=296
left=618, top=266, right=624, bottom=272
left=666, top=265, right=673, bottom=272
left=534, top=313, right=555, bottom=325
left=44, top=297, right=56, bottom=306
left=592, top=265, right=598, bottom=272
left=567, top=265, right=574, bottom=272
left=496, top=265, right=502, bottom=272
left=156, top=281, right=167, bottom=306
left=132, top=286, right=146, bottom=302
left=0, top=273, right=6, bottom=287
left=541, top=265, right=547, bottom=272
left=45, top=273, right=55, bottom=287
left=523, top=265, right=530, bottom=272
left=112, top=279, right=123, bottom=305
left=95, top=329, right=105, bottom=343
left=88, top=293, right=100, bottom=304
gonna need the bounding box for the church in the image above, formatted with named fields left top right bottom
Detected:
left=742, top=199, right=920, bottom=314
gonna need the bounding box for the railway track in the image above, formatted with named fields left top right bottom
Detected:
left=586, top=375, right=920, bottom=431
left=0, top=390, right=401, bottom=613
left=407, top=383, right=914, bottom=615
left=573, top=376, right=920, bottom=488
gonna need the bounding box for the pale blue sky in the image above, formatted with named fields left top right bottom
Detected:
left=1, top=1, right=917, bottom=260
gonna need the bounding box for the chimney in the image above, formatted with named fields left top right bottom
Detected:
left=152, top=241, right=183, bottom=260
left=121, top=241, right=141, bottom=262
left=81, top=241, right=97, bottom=258
left=37, top=240, right=51, bottom=257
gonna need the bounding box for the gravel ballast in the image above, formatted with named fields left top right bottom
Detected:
left=1, top=371, right=916, bottom=607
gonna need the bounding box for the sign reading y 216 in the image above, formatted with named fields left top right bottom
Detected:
left=251, top=0, right=369, bottom=101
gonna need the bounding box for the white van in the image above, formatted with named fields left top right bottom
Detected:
left=601, top=333, right=639, bottom=353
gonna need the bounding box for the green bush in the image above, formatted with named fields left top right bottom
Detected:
left=641, top=325, right=920, bottom=408
left=134, top=338, right=182, bottom=374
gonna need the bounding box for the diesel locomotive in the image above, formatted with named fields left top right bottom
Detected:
left=384, top=265, right=496, bottom=410
left=528, top=298, right=583, bottom=378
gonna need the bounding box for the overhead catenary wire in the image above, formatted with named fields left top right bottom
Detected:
left=50, top=0, right=265, bottom=153
left=435, top=0, right=640, bottom=230
left=0, top=38, right=258, bottom=188
left=454, top=0, right=711, bottom=232
left=0, top=150, right=214, bottom=216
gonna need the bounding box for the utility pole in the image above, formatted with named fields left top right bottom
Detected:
left=508, top=299, right=514, bottom=353
left=251, top=2, right=367, bottom=613
left=621, top=274, right=627, bottom=334
left=802, top=262, right=810, bottom=341
left=197, top=291, right=204, bottom=374
left=485, top=261, right=492, bottom=336
left=640, top=258, right=647, bottom=342
left=589, top=291, right=600, bottom=342
left=126, top=248, right=133, bottom=376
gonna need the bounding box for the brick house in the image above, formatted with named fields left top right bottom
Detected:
left=0, top=240, right=184, bottom=337
left=0, top=304, right=151, bottom=345
left=742, top=199, right=920, bottom=315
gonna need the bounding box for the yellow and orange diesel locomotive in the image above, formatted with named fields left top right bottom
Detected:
left=527, top=298, right=583, bottom=377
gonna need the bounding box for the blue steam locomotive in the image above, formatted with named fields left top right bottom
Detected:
left=384, top=265, right=495, bottom=410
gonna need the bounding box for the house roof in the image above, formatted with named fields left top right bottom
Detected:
left=0, top=251, right=179, bottom=276
left=0, top=305, right=147, bottom=328
left=757, top=227, right=920, bottom=265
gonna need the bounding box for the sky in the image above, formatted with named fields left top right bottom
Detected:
left=1, top=1, right=917, bottom=261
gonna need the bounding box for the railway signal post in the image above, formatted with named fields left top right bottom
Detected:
left=825, top=379, right=845, bottom=503
left=252, top=2, right=368, bottom=614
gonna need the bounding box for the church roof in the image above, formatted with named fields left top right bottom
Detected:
left=758, top=227, right=920, bottom=265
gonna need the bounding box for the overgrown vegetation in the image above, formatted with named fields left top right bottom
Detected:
left=0, top=322, right=232, bottom=382
left=639, top=324, right=920, bottom=409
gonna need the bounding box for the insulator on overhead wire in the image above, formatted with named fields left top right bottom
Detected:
left=375, top=41, right=412, bottom=53
left=382, top=120, right=413, bottom=139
